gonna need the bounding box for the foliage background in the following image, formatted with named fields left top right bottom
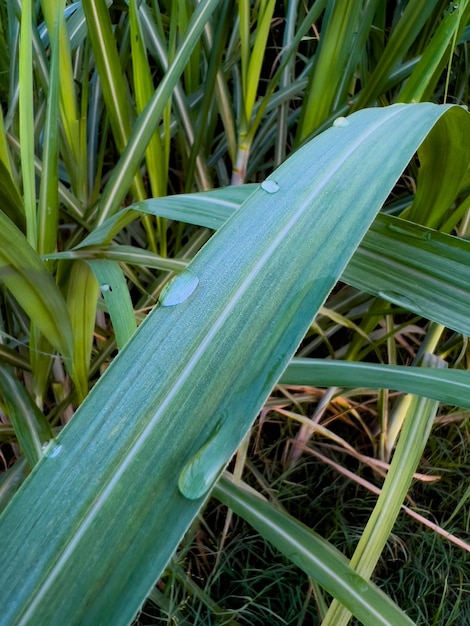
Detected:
left=0, top=0, right=469, bottom=624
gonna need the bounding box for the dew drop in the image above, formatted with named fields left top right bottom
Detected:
left=333, top=116, right=350, bottom=128
left=260, top=179, right=280, bottom=194
left=100, top=283, right=112, bottom=293
left=41, top=440, right=62, bottom=458
left=48, top=444, right=62, bottom=458
left=159, top=270, right=199, bottom=307
left=178, top=424, right=223, bottom=500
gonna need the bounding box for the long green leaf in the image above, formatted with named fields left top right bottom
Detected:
left=76, top=189, right=470, bottom=338
left=86, top=259, right=137, bottom=349
left=214, top=474, right=415, bottom=626
left=19, top=0, right=36, bottom=246
left=96, top=0, right=222, bottom=223
left=281, top=358, right=470, bottom=408
left=0, top=212, right=74, bottom=370
left=0, top=104, right=467, bottom=624
left=81, top=0, right=147, bottom=208
left=323, top=354, right=443, bottom=625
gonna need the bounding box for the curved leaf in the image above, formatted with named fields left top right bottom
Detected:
left=0, top=104, right=467, bottom=624
left=0, top=212, right=73, bottom=369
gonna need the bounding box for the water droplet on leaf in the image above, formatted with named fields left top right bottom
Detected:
left=178, top=424, right=223, bottom=499
left=41, top=440, right=62, bottom=458
left=100, top=283, right=112, bottom=293
left=333, top=116, right=350, bottom=128
left=260, top=179, right=280, bottom=194
left=159, top=270, right=199, bottom=307
left=48, top=444, right=62, bottom=458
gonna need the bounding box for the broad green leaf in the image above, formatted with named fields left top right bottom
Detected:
left=78, top=189, right=470, bottom=338
left=342, top=214, right=470, bottom=337
left=0, top=105, right=467, bottom=624
left=77, top=185, right=257, bottom=246
left=281, top=358, right=470, bottom=408
left=213, top=474, right=415, bottom=626
left=0, top=211, right=73, bottom=370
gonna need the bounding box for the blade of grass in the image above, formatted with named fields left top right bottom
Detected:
left=81, top=0, right=147, bottom=209
left=19, top=0, right=36, bottom=246
left=0, top=211, right=73, bottom=371
left=66, top=260, right=99, bottom=401
left=0, top=367, right=53, bottom=467
left=398, top=1, right=470, bottom=102
left=281, top=358, right=470, bottom=408
left=87, top=259, right=137, bottom=349
left=37, top=0, right=61, bottom=258
left=96, top=0, right=222, bottom=224
left=322, top=354, right=444, bottom=625
left=353, top=0, right=441, bottom=110
left=214, top=474, right=415, bottom=626
left=296, top=0, right=366, bottom=142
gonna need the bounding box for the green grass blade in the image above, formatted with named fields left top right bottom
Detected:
left=129, top=0, right=166, bottom=199
left=213, top=474, right=415, bottom=626
left=281, top=358, right=470, bottom=408
left=0, top=104, right=465, bottom=624
left=87, top=259, right=137, bottom=349
left=81, top=0, right=146, bottom=208
left=353, top=0, right=440, bottom=110
left=0, top=367, right=53, bottom=467
left=37, top=0, right=62, bottom=257
left=0, top=212, right=73, bottom=370
left=322, top=354, right=443, bottom=625
left=47, top=245, right=187, bottom=274
left=0, top=458, right=29, bottom=515
left=398, top=2, right=469, bottom=102
left=297, top=0, right=366, bottom=142
left=39, top=0, right=80, bottom=170
left=96, top=0, right=223, bottom=223
left=19, top=0, right=36, bottom=247
left=66, top=260, right=99, bottom=401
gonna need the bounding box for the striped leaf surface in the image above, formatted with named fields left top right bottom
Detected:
left=0, top=104, right=468, bottom=625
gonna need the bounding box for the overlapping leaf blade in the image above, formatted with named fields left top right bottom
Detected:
left=0, top=104, right=467, bottom=625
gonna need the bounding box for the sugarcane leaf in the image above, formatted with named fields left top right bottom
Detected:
left=0, top=104, right=467, bottom=625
